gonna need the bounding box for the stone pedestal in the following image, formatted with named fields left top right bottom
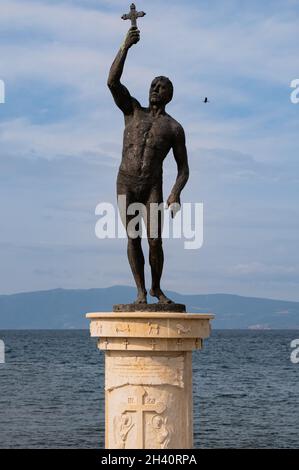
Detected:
left=86, top=311, right=214, bottom=449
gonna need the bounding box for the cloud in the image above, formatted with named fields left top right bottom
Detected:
left=229, top=262, right=299, bottom=277
left=0, top=116, right=121, bottom=161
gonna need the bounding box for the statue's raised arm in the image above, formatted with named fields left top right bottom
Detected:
left=107, top=27, right=140, bottom=115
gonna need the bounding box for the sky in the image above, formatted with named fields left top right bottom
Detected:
left=0, top=0, right=298, bottom=300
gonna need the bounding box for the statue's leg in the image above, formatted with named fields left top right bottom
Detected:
left=146, top=185, right=174, bottom=304
left=117, top=178, right=147, bottom=304
left=127, top=234, right=147, bottom=304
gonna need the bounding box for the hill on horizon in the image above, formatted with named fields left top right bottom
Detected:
left=0, top=286, right=299, bottom=329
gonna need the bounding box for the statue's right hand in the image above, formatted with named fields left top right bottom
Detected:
left=124, top=27, right=140, bottom=49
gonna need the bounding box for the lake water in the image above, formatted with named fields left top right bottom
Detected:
left=0, top=330, right=298, bottom=448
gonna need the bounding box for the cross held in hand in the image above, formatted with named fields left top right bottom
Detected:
left=121, top=3, right=146, bottom=28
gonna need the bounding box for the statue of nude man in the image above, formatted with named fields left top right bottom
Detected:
left=107, top=27, right=189, bottom=305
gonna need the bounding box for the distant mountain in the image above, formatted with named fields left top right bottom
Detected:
left=0, top=286, right=299, bottom=329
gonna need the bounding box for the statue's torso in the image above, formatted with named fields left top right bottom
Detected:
left=120, top=106, right=174, bottom=180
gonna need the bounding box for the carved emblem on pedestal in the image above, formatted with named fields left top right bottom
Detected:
left=176, top=323, right=191, bottom=335
left=151, top=415, right=174, bottom=449
left=116, top=324, right=131, bottom=333
left=115, top=387, right=167, bottom=448
left=148, top=322, right=160, bottom=335
left=114, top=413, right=134, bottom=449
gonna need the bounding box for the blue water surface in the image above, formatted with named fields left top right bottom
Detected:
left=0, top=330, right=298, bottom=448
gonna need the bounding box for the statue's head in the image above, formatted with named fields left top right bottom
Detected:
left=149, top=76, right=173, bottom=107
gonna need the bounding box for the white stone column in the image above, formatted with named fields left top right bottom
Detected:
left=86, top=312, right=213, bottom=449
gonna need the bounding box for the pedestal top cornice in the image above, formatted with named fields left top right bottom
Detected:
left=86, top=312, right=214, bottom=320
left=86, top=312, right=214, bottom=351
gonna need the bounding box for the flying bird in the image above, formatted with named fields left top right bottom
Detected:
left=203, top=97, right=210, bottom=103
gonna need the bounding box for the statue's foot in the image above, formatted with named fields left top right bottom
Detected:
left=134, top=290, right=147, bottom=304
left=150, top=288, right=174, bottom=304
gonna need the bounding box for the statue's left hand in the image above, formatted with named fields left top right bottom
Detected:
left=166, top=193, right=181, bottom=218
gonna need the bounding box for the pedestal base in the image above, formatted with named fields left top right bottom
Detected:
left=105, top=351, right=192, bottom=449
left=86, top=311, right=214, bottom=449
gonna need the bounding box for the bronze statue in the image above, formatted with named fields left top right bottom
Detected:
left=107, top=10, right=189, bottom=305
